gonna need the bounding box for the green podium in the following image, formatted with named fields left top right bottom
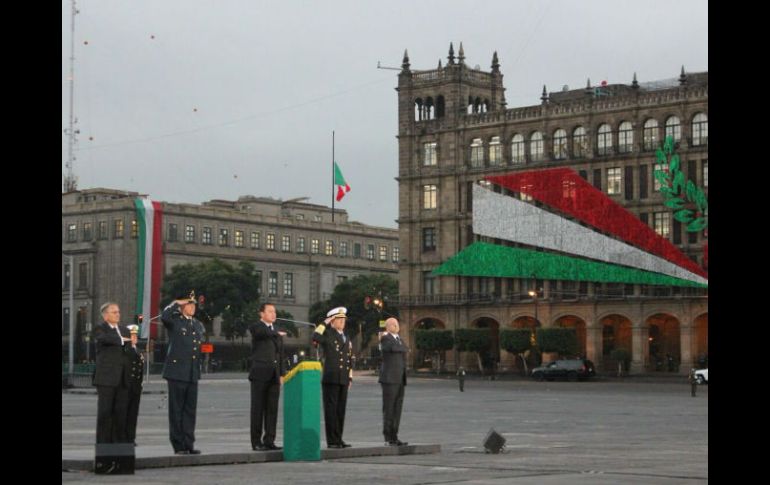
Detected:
left=282, top=360, right=322, bottom=461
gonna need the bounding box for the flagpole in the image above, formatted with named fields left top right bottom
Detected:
left=332, top=130, right=335, bottom=222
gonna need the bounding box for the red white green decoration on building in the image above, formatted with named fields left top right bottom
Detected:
left=433, top=165, right=707, bottom=287
left=134, top=198, right=163, bottom=339
left=654, top=136, right=708, bottom=233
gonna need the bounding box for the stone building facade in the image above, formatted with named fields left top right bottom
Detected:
left=394, top=44, right=707, bottom=374
left=62, top=188, right=398, bottom=360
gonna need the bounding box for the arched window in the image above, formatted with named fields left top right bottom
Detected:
left=597, top=123, right=612, bottom=156
left=470, top=138, right=484, bottom=168
left=424, top=97, right=435, bottom=120
left=530, top=132, right=544, bottom=162
left=414, top=98, right=423, bottom=121
left=643, top=119, right=659, bottom=151
left=573, top=126, right=587, bottom=158
left=489, top=136, right=502, bottom=166
left=553, top=129, right=567, bottom=160
left=511, top=134, right=525, bottom=164
left=618, top=121, right=633, bottom=153
left=665, top=116, right=681, bottom=142
left=692, top=113, right=708, bottom=146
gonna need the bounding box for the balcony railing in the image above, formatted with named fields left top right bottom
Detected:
left=392, top=288, right=707, bottom=306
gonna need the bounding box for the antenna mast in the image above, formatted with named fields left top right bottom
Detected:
left=63, top=0, right=79, bottom=192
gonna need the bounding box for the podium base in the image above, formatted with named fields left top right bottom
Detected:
left=94, top=443, right=135, bottom=474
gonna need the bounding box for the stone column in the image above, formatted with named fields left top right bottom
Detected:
left=630, top=325, right=646, bottom=374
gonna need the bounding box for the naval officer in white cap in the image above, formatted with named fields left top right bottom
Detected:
left=312, top=306, right=354, bottom=448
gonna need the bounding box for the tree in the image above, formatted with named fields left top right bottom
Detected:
left=536, top=328, right=578, bottom=357
left=415, top=329, right=454, bottom=374
left=500, top=329, right=533, bottom=375
left=275, top=309, right=298, bottom=337
left=162, top=259, right=261, bottom=337
left=610, top=348, right=631, bottom=376
left=307, top=273, right=399, bottom=353
left=454, top=328, right=490, bottom=373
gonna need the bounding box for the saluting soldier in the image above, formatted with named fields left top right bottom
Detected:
left=124, top=324, right=144, bottom=446
left=161, top=290, right=205, bottom=455
left=312, top=306, right=354, bottom=448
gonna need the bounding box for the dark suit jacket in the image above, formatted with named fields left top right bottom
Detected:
left=313, top=328, right=353, bottom=385
left=93, top=322, right=129, bottom=387
left=248, top=321, right=286, bottom=383
left=161, top=302, right=205, bottom=383
left=378, top=333, right=408, bottom=386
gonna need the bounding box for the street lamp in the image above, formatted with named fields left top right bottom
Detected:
left=64, top=253, right=75, bottom=386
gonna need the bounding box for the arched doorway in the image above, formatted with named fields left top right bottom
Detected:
left=472, top=317, right=500, bottom=375
left=556, top=315, right=587, bottom=357
left=413, top=317, right=447, bottom=370
left=693, top=313, right=708, bottom=368
left=600, top=315, right=632, bottom=372
left=646, top=313, right=681, bottom=372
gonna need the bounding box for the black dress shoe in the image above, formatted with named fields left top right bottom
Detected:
left=396, top=440, right=408, bottom=446
left=328, top=443, right=343, bottom=448
left=175, top=450, right=190, bottom=455
left=188, top=449, right=202, bottom=455
left=340, top=441, right=352, bottom=448
left=387, top=441, right=398, bottom=446
left=263, top=443, right=282, bottom=450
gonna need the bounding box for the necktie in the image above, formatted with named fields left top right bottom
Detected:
left=114, top=326, right=123, bottom=346
left=341, top=333, right=346, bottom=343
left=395, top=335, right=400, bottom=343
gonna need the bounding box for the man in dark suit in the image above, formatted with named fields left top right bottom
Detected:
left=124, top=323, right=144, bottom=446
left=161, top=291, right=205, bottom=455
left=378, top=317, right=408, bottom=446
left=312, top=306, right=354, bottom=448
left=93, top=302, right=130, bottom=444
left=249, top=302, right=286, bottom=451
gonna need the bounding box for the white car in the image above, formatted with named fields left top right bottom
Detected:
left=694, top=368, right=708, bottom=384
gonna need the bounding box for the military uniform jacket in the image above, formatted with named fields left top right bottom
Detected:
left=161, top=302, right=205, bottom=383
left=248, top=321, right=286, bottom=383
left=378, top=333, right=408, bottom=386
left=313, top=329, right=353, bottom=385
left=125, top=345, right=144, bottom=391
left=93, top=322, right=130, bottom=387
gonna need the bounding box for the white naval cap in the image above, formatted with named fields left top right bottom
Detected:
left=324, top=306, right=348, bottom=324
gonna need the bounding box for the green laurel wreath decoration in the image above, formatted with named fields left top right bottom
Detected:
left=653, top=136, right=708, bottom=233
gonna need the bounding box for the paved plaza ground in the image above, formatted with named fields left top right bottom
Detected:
left=63, top=371, right=708, bottom=484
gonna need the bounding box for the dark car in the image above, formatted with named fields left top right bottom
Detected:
left=531, top=359, right=596, bottom=381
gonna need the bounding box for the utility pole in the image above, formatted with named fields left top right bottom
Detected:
left=67, top=254, right=75, bottom=385
left=63, top=0, right=79, bottom=192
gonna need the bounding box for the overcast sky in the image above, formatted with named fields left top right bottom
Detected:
left=61, top=0, right=707, bottom=228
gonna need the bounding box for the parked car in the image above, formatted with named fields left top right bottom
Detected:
left=531, top=359, right=596, bottom=381
left=694, top=368, right=708, bottom=384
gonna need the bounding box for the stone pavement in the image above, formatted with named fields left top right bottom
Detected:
left=63, top=371, right=708, bottom=484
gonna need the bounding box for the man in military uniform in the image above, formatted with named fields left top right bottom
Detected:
left=312, top=306, right=354, bottom=448
left=161, top=291, right=205, bottom=455
left=124, top=323, right=144, bottom=446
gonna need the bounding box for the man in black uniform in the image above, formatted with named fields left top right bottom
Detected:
left=312, top=306, right=354, bottom=448
left=124, top=323, right=144, bottom=446
left=93, top=302, right=131, bottom=444
left=161, top=291, right=205, bottom=455
left=248, top=302, right=286, bottom=451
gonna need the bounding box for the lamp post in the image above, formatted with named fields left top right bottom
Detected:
left=65, top=253, right=75, bottom=385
